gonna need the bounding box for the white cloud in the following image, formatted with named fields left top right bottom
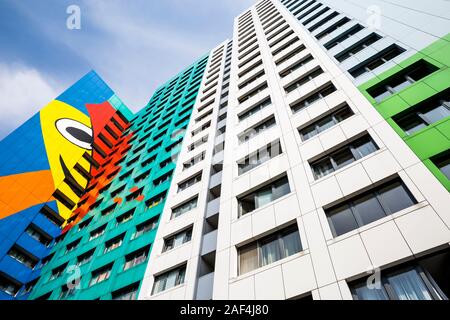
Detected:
left=0, top=64, right=60, bottom=139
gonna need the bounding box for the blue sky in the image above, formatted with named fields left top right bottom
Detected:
left=0, top=0, right=254, bottom=139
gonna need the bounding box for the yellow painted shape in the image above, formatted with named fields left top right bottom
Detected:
left=40, top=100, right=92, bottom=220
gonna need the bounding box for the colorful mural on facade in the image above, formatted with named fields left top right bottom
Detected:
left=0, top=71, right=132, bottom=299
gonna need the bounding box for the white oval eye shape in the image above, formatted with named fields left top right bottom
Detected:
left=55, top=118, right=93, bottom=150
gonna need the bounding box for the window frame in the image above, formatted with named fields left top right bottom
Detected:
left=238, top=224, right=302, bottom=275
left=350, top=264, right=448, bottom=300
left=311, top=135, right=379, bottom=180
left=326, top=179, right=417, bottom=237
left=238, top=175, right=291, bottom=217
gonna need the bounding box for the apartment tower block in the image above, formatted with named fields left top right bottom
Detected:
left=0, top=0, right=448, bottom=300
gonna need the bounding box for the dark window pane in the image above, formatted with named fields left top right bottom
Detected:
left=373, top=89, right=392, bottom=103
left=353, top=282, right=389, bottom=300
left=334, top=107, right=354, bottom=122
left=272, top=176, right=291, bottom=200
left=397, top=114, right=427, bottom=135
left=387, top=269, right=434, bottom=300
left=316, top=115, right=335, bottom=132
left=313, top=158, right=334, bottom=179
left=301, top=125, right=318, bottom=140
left=281, top=231, right=302, bottom=258
left=354, top=138, right=378, bottom=158
left=333, top=148, right=355, bottom=169
left=328, top=204, right=359, bottom=237
left=422, top=104, right=450, bottom=124
left=435, top=153, right=450, bottom=180
left=391, top=79, right=413, bottom=93
left=353, top=194, right=386, bottom=225
left=378, top=181, right=415, bottom=214
left=255, top=186, right=273, bottom=209
left=260, top=236, right=281, bottom=266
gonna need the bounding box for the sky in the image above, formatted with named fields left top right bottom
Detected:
left=0, top=0, right=255, bottom=139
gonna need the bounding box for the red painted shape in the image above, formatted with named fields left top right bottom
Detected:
left=130, top=186, right=139, bottom=193
left=63, top=109, right=133, bottom=232
left=136, top=195, right=145, bottom=202
left=86, top=101, right=117, bottom=138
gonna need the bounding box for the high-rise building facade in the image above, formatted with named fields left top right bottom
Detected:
left=138, top=0, right=450, bottom=300
left=27, top=56, right=209, bottom=300
left=0, top=71, right=133, bottom=300
left=0, top=0, right=449, bottom=301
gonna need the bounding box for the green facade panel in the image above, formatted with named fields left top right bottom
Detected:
left=359, top=34, right=450, bottom=191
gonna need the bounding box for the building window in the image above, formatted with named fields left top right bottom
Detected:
left=238, top=175, right=291, bottom=216
left=188, top=135, right=208, bottom=151
left=291, top=83, right=337, bottom=113
left=112, top=283, right=140, bottom=300
left=349, top=44, right=405, bottom=78
left=308, top=11, right=339, bottom=32
left=0, top=273, right=21, bottom=297
left=7, top=245, right=39, bottom=269
left=152, top=264, right=187, bottom=295
left=315, top=17, right=350, bottom=40
left=238, top=116, right=276, bottom=144
left=163, top=228, right=193, bottom=252
left=178, top=172, right=202, bottom=192
left=238, top=224, right=302, bottom=275
left=238, top=140, right=283, bottom=175
left=89, top=225, right=106, bottom=241
left=326, top=179, right=417, bottom=237
left=25, top=224, right=52, bottom=247
left=350, top=250, right=449, bottom=300
left=367, top=60, right=439, bottom=103
left=183, top=152, right=206, bottom=170
left=160, top=157, right=174, bottom=169
left=274, top=44, right=305, bottom=65
left=393, top=90, right=450, bottom=135
left=40, top=253, right=54, bottom=269
left=238, top=83, right=268, bottom=103
left=78, top=217, right=93, bottom=231
left=146, top=191, right=166, bottom=209
left=299, top=104, right=354, bottom=141
left=134, top=170, right=151, bottom=183
left=110, top=185, right=125, bottom=198
left=238, top=97, right=272, bottom=121
left=171, top=197, right=198, bottom=219
left=66, top=238, right=81, bottom=253
left=432, top=151, right=450, bottom=180
left=126, top=187, right=144, bottom=202
left=279, top=54, right=314, bottom=77
left=102, top=203, right=117, bottom=217
left=89, top=264, right=113, bottom=286
left=302, top=6, right=330, bottom=26
left=284, top=67, right=324, bottom=93
left=116, top=209, right=134, bottom=225
left=104, top=234, right=125, bottom=254
left=50, top=263, right=67, bottom=280
left=324, top=24, right=364, bottom=50
left=59, top=284, right=76, bottom=299
left=310, top=134, right=379, bottom=179
left=76, top=249, right=95, bottom=266
left=123, top=247, right=149, bottom=271
left=132, top=216, right=159, bottom=240
left=22, top=279, right=38, bottom=295
left=335, top=33, right=382, bottom=62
